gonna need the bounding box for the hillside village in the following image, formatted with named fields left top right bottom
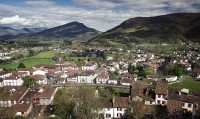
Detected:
left=0, top=42, right=200, bottom=119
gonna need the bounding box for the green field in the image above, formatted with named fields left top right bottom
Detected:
left=31, top=51, right=57, bottom=58
left=169, top=80, right=200, bottom=91
left=1, top=51, right=56, bottom=70
left=39, top=41, right=64, bottom=46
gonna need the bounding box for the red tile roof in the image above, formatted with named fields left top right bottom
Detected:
left=113, top=96, right=129, bottom=108
left=38, top=87, right=57, bottom=98
left=31, top=75, right=46, bottom=81
left=167, top=100, right=183, bottom=114
left=155, top=82, right=168, bottom=95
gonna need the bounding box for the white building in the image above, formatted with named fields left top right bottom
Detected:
left=165, top=75, right=178, bottom=82
left=31, top=74, right=47, bottom=85
left=32, top=70, right=47, bottom=75
left=2, top=72, right=26, bottom=86
left=112, top=97, right=129, bottom=118
left=77, top=70, right=97, bottom=83
left=155, top=82, right=168, bottom=105
left=96, top=72, right=109, bottom=84
left=82, top=61, right=98, bottom=70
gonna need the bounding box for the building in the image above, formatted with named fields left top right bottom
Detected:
left=38, top=87, right=58, bottom=105
left=96, top=71, right=109, bottom=84
left=77, top=70, right=96, bottom=83
left=155, top=82, right=168, bottom=105
left=112, top=96, right=129, bottom=118
left=82, top=61, right=98, bottom=70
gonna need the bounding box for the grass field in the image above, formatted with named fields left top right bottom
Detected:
left=39, top=41, right=64, bottom=46
left=31, top=51, right=57, bottom=58
left=169, top=80, right=200, bottom=91
left=1, top=51, right=56, bottom=70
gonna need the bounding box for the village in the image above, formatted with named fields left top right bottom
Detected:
left=0, top=42, right=200, bottom=119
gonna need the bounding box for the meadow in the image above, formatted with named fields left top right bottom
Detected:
left=1, top=51, right=56, bottom=70
left=169, top=79, right=200, bottom=91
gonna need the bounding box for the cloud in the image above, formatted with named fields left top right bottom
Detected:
left=73, top=0, right=200, bottom=12
left=0, top=0, right=199, bottom=31
left=24, top=0, right=56, bottom=7
left=0, top=15, right=38, bottom=26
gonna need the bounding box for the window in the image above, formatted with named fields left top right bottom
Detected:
left=182, top=103, right=185, bottom=107
left=188, top=103, right=192, bottom=107
left=117, top=113, right=122, bottom=117
left=158, top=94, right=161, bottom=98
left=106, top=114, right=111, bottom=118
left=162, top=101, right=165, bottom=104
left=157, top=100, right=160, bottom=104
left=117, top=108, right=122, bottom=111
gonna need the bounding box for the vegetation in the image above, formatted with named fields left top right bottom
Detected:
left=1, top=51, right=56, bottom=70
left=22, top=76, right=36, bottom=87
left=169, top=80, right=200, bottom=91
left=91, top=13, right=200, bottom=45
left=128, top=64, right=136, bottom=74
left=53, top=85, right=103, bottom=119
left=17, top=62, right=26, bottom=69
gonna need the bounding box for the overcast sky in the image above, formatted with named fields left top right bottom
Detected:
left=0, top=0, right=199, bottom=31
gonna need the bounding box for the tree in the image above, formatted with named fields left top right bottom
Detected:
left=128, top=64, right=136, bottom=74
left=17, top=62, right=26, bottom=69
left=63, top=40, right=72, bottom=46
left=22, top=76, right=36, bottom=87
left=53, top=85, right=102, bottom=119
left=144, top=67, right=156, bottom=76
left=174, top=66, right=183, bottom=77
left=28, top=50, right=35, bottom=56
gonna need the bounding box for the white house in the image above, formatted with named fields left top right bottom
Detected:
left=96, top=72, right=109, bottom=84
left=165, top=75, right=178, bottom=82
left=77, top=70, right=96, bottom=83
left=155, top=82, right=168, bottom=105
left=32, top=70, right=47, bottom=76
left=3, top=72, right=25, bottom=86
left=82, top=61, right=98, bottom=70
left=112, top=97, right=129, bottom=118
left=38, top=87, right=58, bottom=105
left=31, top=75, right=47, bottom=85
left=107, top=77, right=118, bottom=85
left=97, top=97, right=113, bottom=119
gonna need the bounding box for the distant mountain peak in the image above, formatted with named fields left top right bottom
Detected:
left=37, top=21, right=100, bottom=40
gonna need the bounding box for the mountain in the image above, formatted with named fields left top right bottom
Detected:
left=0, top=26, right=19, bottom=36
left=90, top=13, right=200, bottom=44
left=0, top=26, right=45, bottom=36
left=20, top=28, right=46, bottom=34
left=37, top=21, right=100, bottom=41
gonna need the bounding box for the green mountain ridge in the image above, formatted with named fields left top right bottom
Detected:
left=90, top=13, right=200, bottom=44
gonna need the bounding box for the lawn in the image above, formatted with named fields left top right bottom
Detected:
left=31, top=51, right=57, bottom=58
left=1, top=51, right=56, bottom=70
left=39, top=41, right=64, bottom=46
left=169, top=80, right=200, bottom=91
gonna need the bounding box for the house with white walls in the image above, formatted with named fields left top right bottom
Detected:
left=96, top=71, right=109, bottom=84
left=77, top=70, right=96, bottom=83
left=82, top=61, right=98, bottom=70
left=3, top=72, right=26, bottom=86
left=165, top=75, right=178, bottom=82
left=155, top=82, right=168, bottom=105
left=112, top=97, right=129, bottom=118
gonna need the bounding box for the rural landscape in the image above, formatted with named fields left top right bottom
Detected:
left=0, top=0, right=200, bottom=119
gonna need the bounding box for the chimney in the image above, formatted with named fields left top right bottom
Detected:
left=179, top=91, right=181, bottom=95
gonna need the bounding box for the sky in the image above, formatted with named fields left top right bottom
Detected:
left=0, top=0, right=199, bottom=31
